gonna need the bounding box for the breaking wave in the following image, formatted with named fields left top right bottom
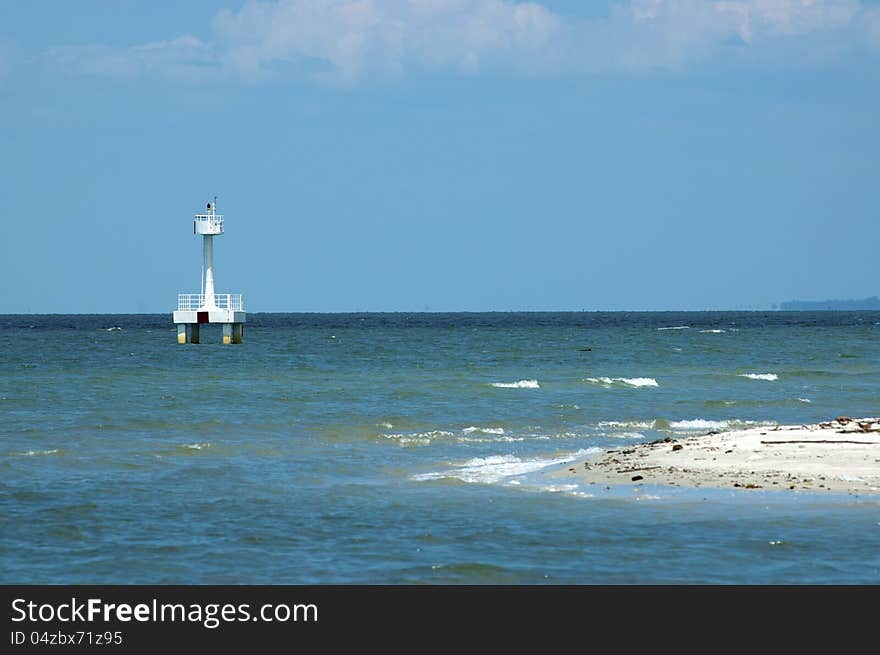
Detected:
left=597, top=420, right=656, bottom=430
left=490, top=380, right=539, bottom=389
left=669, top=419, right=731, bottom=430
left=585, top=377, right=659, bottom=388
left=383, top=430, right=455, bottom=446
left=457, top=436, right=524, bottom=443
left=411, top=448, right=602, bottom=485
left=457, top=426, right=518, bottom=443
left=462, top=426, right=505, bottom=435
left=666, top=418, right=775, bottom=431
left=657, top=326, right=689, bottom=330
left=13, top=449, right=60, bottom=457
left=738, top=373, right=778, bottom=381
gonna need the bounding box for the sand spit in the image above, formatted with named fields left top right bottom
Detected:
left=555, top=417, right=880, bottom=495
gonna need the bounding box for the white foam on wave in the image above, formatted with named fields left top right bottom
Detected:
left=182, top=443, right=210, bottom=450
left=739, top=373, right=778, bottom=381
left=609, top=432, right=647, bottom=439
left=619, top=377, right=658, bottom=387
left=490, top=380, right=540, bottom=389
left=796, top=398, right=811, bottom=403
left=537, top=484, right=580, bottom=493
left=105, top=326, right=122, bottom=331
left=668, top=418, right=774, bottom=431
left=377, top=422, right=393, bottom=429
left=398, top=437, right=432, bottom=446
left=699, top=329, right=726, bottom=333
left=412, top=448, right=602, bottom=485
left=657, top=326, right=689, bottom=331
left=669, top=419, right=730, bottom=430
left=17, top=449, right=59, bottom=456
left=384, top=430, right=454, bottom=446
left=462, top=426, right=505, bottom=435
left=457, top=435, right=524, bottom=443
left=585, top=377, right=659, bottom=388
left=598, top=420, right=656, bottom=429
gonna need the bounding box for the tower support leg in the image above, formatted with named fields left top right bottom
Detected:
left=232, top=323, right=243, bottom=344
left=222, top=323, right=232, bottom=345
left=177, top=324, right=200, bottom=344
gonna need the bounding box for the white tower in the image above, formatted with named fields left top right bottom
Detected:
left=172, top=198, right=246, bottom=344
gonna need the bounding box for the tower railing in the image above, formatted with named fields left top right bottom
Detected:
left=177, top=293, right=244, bottom=311
left=194, top=214, right=223, bottom=231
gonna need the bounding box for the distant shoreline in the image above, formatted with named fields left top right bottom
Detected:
left=777, top=296, right=880, bottom=311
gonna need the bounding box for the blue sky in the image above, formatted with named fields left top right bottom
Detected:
left=1, top=0, right=878, bottom=313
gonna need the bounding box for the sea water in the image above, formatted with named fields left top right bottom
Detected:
left=2, top=312, right=879, bottom=583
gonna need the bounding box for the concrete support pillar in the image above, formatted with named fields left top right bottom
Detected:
left=202, top=234, right=216, bottom=308
left=177, top=324, right=200, bottom=344
left=232, top=323, right=243, bottom=344
left=222, top=323, right=232, bottom=345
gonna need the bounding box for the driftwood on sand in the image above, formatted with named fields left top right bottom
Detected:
left=761, top=440, right=878, bottom=445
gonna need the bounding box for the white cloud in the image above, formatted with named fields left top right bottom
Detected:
left=41, top=1, right=880, bottom=82
left=713, top=0, right=859, bottom=41
left=46, top=36, right=216, bottom=80
left=212, top=0, right=564, bottom=80
left=593, top=0, right=863, bottom=70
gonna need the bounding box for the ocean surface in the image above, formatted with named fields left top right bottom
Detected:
left=2, top=311, right=879, bottom=584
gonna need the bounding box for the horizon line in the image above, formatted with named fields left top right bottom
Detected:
left=7, top=308, right=880, bottom=316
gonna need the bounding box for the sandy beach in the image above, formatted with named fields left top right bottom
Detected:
left=554, top=417, right=880, bottom=495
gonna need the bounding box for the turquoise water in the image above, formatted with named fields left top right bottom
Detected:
left=2, top=312, right=879, bottom=584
